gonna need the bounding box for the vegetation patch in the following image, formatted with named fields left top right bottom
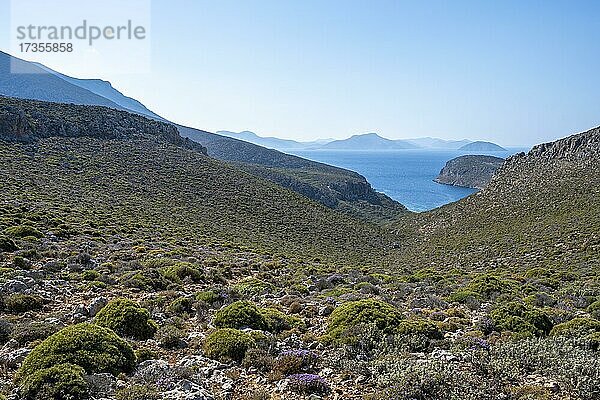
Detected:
left=19, top=363, right=89, bottom=400
left=94, top=298, right=157, bottom=340
left=325, top=298, right=403, bottom=341
left=2, top=294, right=44, bottom=314
left=4, top=225, right=43, bottom=239
left=203, top=328, right=254, bottom=362
left=16, top=323, right=135, bottom=383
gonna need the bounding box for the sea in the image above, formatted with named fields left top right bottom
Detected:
left=288, top=148, right=528, bottom=212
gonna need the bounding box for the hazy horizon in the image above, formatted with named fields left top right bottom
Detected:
left=2, top=1, right=600, bottom=147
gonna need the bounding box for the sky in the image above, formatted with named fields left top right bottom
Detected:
left=1, top=0, right=600, bottom=146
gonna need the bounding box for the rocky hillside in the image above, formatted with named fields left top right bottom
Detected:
left=0, top=99, right=599, bottom=400
left=394, top=126, right=600, bottom=273
left=179, top=125, right=407, bottom=223
left=0, top=51, right=407, bottom=224
left=0, top=97, right=390, bottom=265
left=434, top=155, right=505, bottom=189
left=0, top=97, right=205, bottom=154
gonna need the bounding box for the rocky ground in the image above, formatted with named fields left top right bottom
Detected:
left=0, top=223, right=598, bottom=400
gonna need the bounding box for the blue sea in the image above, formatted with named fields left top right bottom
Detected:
left=289, top=148, right=527, bottom=212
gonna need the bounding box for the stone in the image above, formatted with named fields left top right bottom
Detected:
left=88, top=297, right=108, bottom=317
left=85, top=373, right=116, bottom=396
left=161, top=379, right=214, bottom=400
left=0, top=347, right=31, bottom=368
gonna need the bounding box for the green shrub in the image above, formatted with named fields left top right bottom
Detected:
left=0, top=235, right=18, bottom=252
left=167, top=297, right=194, bottom=315
left=12, top=322, right=61, bottom=345
left=262, top=308, right=304, bottom=333
left=465, top=274, right=518, bottom=299
left=325, top=299, right=403, bottom=340
left=19, top=363, right=89, bottom=400
left=94, top=298, right=157, bottom=340
left=3, top=294, right=44, bottom=313
left=13, top=256, right=30, bottom=269
left=204, top=328, right=254, bottom=362
left=157, top=325, right=184, bottom=349
left=214, top=301, right=268, bottom=331
left=16, top=323, right=135, bottom=383
left=550, top=317, right=600, bottom=338
left=587, top=300, right=600, bottom=319
left=233, top=277, right=274, bottom=297
left=446, top=290, right=479, bottom=303
left=134, top=348, right=158, bottom=363
left=396, top=317, right=443, bottom=339
left=82, top=270, right=100, bottom=281
left=195, top=290, right=224, bottom=306
left=491, top=302, right=553, bottom=337
left=160, top=262, right=203, bottom=284
left=4, top=225, right=43, bottom=239
left=125, top=269, right=170, bottom=291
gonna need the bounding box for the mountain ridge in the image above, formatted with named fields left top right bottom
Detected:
left=0, top=52, right=406, bottom=223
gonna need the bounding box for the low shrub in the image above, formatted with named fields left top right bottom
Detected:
left=16, top=323, right=135, bottom=383
left=125, top=269, right=170, bottom=291
left=94, top=298, right=157, bottom=340
left=465, top=274, right=519, bottom=299
left=11, top=322, right=61, bottom=345
left=213, top=301, right=268, bottom=331
left=242, top=348, right=274, bottom=372
left=160, top=262, right=203, bottom=284
left=0, top=235, right=18, bottom=252
left=261, top=308, right=303, bottom=333
left=273, top=350, right=318, bottom=377
left=396, top=317, right=443, bottom=339
left=195, top=290, right=225, bottom=306
left=167, top=297, right=195, bottom=315
left=19, top=363, right=89, bottom=400
left=325, top=298, right=403, bottom=340
left=4, top=225, right=43, bottom=239
left=157, top=325, right=185, bottom=349
left=446, top=290, right=478, bottom=303
left=587, top=300, right=600, bottom=319
left=134, top=348, right=158, bottom=363
left=233, top=277, right=274, bottom=297
left=204, top=328, right=254, bottom=362
left=287, top=373, right=330, bottom=395
left=550, top=317, right=600, bottom=338
left=491, top=302, right=553, bottom=337
left=0, top=319, right=12, bottom=344
left=2, top=294, right=44, bottom=313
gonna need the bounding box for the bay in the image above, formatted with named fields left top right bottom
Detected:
left=288, top=148, right=527, bottom=212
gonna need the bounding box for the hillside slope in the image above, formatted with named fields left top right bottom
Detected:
left=0, top=52, right=407, bottom=223
left=394, top=127, right=600, bottom=272
left=0, top=97, right=390, bottom=264
left=179, top=125, right=407, bottom=222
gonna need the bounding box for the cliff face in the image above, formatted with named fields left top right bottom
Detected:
left=434, top=155, right=505, bottom=189
left=0, top=97, right=207, bottom=154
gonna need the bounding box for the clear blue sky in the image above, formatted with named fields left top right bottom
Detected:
left=2, top=0, right=600, bottom=146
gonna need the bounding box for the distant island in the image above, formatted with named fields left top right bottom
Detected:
left=434, top=155, right=505, bottom=189
left=459, top=141, right=507, bottom=151
left=320, top=133, right=417, bottom=150
left=217, top=130, right=508, bottom=152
